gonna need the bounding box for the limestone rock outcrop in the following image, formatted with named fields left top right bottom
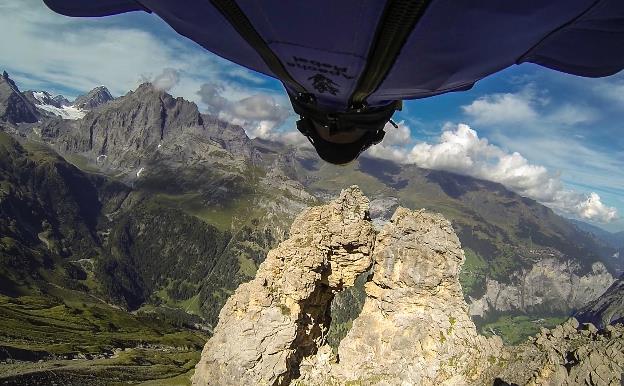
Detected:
left=469, top=259, right=614, bottom=318
left=296, top=207, right=505, bottom=385
left=192, top=186, right=375, bottom=386
left=498, top=318, right=624, bottom=386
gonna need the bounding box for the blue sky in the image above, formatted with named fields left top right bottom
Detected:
left=1, top=1, right=623, bottom=231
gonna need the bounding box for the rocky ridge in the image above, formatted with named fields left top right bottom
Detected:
left=192, top=186, right=624, bottom=386
left=0, top=71, right=39, bottom=124
left=575, top=275, right=624, bottom=329
left=499, top=318, right=624, bottom=386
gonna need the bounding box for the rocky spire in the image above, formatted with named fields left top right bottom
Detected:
left=0, top=71, right=39, bottom=124
left=296, top=206, right=505, bottom=385
left=192, top=186, right=375, bottom=386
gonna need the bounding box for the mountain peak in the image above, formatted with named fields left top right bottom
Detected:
left=0, top=70, right=18, bottom=90
left=135, top=82, right=157, bottom=92
left=0, top=71, right=39, bottom=124
left=73, top=85, right=113, bottom=110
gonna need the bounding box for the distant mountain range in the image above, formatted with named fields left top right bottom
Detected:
left=571, top=218, right=624, bottom=249
left=1, top=70, right=622, bottom=344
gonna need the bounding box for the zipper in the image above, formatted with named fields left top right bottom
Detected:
left=210, top=0, right=307, bottom=95
left=349, top=0, right=431, bottom=108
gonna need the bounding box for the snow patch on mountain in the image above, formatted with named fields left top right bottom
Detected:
left=36, top=103, right=86, bottom=120
left=32, top=91, right=86, bottom=120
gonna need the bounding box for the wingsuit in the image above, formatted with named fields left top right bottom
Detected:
left=44, top=0, right=624, bottom=163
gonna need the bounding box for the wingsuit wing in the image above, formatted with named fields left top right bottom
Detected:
left=42, top=0, right=146, bottom=17
left=43, top=0, right=624, bottom=111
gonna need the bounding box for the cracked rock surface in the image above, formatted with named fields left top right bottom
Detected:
left=192, top=186, right=375, bottom=386
left=296, top=207, right=505, bottom=386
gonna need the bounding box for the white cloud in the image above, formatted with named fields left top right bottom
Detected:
left=280, top=130, right=312, bottom=147
left=405, top=123, right=617, bottom=223
left=575, top=193, right=618, bottom=223
left=461, top=84, right=596, bottom=128
left=196, top=82, right=291, bottom=139
left=364, top=122, right=618, bottom=223
left=594, top=78, right=624, bottom=105
left=461, top=86, right=541, bottom=125
left=366, top=121, right=414, bottom=163
left=382, top=121, right=412, bottom=146
left=547, top=104, right=596, bottom=126
left=489, top=133, right=624, bottom=199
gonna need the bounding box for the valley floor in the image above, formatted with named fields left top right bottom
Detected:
left=0, top=291, right=207, bottom=385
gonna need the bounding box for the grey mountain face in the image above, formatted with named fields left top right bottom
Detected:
left=468, top=260, right=614, bottom=318
left=575, top=275, right=624, bottom=328
left=73, top=85, right=113, bottom=110
left=53, top=94, right=71, bottom=106
left=0, top=71, right=39, bottom=124
left=571, top=218, right=624, bottom=249
left=42, top=82, right=256, bottom=181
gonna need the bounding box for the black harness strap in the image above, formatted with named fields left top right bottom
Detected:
left=291, top=95, right=401, bottom=133
left=349, top=0, right=432, bottom=108
left=210, top=0, right=307, bottom=95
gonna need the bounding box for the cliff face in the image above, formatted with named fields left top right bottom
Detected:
left=0, top=71, right=39, bottom=124
left=49, top=83, right=204, bottom=171
left=192, top=186, right=624, bottom=386
left=469, top=259, right=614, bottom=318
left=575, top=275, right=624, bottom=328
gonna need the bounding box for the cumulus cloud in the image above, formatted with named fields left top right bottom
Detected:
left=575, top=193, right=618, bottom=222
left=366, top=121, right=414, bottom=163
left=365, top=122, right=618, bottom=223
left=405, top=123, right=617, bottom=222
left=197, top=82, right=291, bottom=138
